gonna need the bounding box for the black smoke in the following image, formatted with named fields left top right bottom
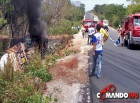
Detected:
left=26, top=0, right=46, bottom=43
left=10, top=0, right=48, bottom=57
left=11, top=0, right=46, bottom=44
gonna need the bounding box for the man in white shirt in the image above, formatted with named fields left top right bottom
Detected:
left=87, top=25, right=96, bottom=44
left=89, top=24, right=104, bottom=78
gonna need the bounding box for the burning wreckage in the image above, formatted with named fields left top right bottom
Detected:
left=0, top=34, right=48, bottom=71
left=0, top=0, right=48, bottom=71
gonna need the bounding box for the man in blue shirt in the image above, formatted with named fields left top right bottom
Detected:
left=89, top=24, right=104, bottom=78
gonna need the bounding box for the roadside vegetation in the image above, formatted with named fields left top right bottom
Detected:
left=0, top=0, right=85, bottom=102
left=0, top=52, right=56, bottom=103
left=91, top=0, right=140, bottom=28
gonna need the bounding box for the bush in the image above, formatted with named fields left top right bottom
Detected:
left=100, top=15, right=105, bottom=20
left=0, top=74, right=35, bottom=103
left=113, top=19, right=121, bottom=28
left=0, top=18, right=7, bottom=27
left=0, top=52, right=53, bottom=103
left=49, top=19, right=81, bottom=35
left=29, top=67, right=52, bottom=82
left=24, top=52, right=44, bottom=72
left=24, top=52, right=53, bottom=82
left=71, top=29, right=78, bottom=34
left=0, top=76, right=45, bottom=103
left=0, top=62, right=37, bottom=103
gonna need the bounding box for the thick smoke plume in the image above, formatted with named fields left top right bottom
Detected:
left=26, top=0, right=46, bottom=43
left=11, top=0, right=46, bottom=43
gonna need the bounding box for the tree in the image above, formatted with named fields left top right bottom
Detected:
left=92, top=4, right=127, bottom=27
left=0, top=0, right=14, bottom=29
left=42, top=0, right=85, bottom=26
left=126, top=0, right=140, bottom=14
left=131, top=0, right=140, bottom=4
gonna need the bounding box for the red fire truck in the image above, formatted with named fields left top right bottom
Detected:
left=82, top=19, right=92, bottom=32
left=123, top=13, right=140, bottom=49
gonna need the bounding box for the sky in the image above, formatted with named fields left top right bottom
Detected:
left=71, top=0, right=131, bottom=11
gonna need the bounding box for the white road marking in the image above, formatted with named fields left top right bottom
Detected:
left=109, top=36, right=115, bottom=42
left=108, top=35, right=119, bottom=46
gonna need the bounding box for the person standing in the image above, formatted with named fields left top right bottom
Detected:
left=117, top=25, right=122, bottom=43
left=95, top=22, right=108, bottom=67
left=77, top=26, right=80, bottom=31
left=89, top=24, right=104, bottom=78
left=81, top=27, right=86, bottom=38
left=87, top=25, right=96, bottom=44
left=119, top=28, right=125, bottom=46
left=119, top=28, right=128, bottom=46
left=99, top=22, right=109, bottom=45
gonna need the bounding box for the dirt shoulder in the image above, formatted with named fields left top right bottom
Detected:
left=44, top=31, right=93, bottom=103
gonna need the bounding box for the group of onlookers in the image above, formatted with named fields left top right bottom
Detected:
left=81, top=22, right=129, bottom=79
left=82, top=22, right=109, bottom=79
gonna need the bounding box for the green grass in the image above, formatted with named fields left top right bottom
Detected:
left=0, top=52, right=53, bottom=103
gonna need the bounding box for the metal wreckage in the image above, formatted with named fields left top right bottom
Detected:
left=0, top=0, right=48, bottom=71
left=3, top=35, right=48, bottom=71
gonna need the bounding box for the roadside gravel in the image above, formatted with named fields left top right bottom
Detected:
left=43, top=31, right=93, bottom=103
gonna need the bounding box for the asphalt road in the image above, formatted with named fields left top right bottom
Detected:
left=88, top=27, right=140, bottom=103
left=84, top=12, right=94, bottom=21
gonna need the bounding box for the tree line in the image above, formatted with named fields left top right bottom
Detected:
left=91, top=0, right=140, bottom=28
left=0, top=0, right=85, bottom=36
left=42, top=0, right=85, bottom=35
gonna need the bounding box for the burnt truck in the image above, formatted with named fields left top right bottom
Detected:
left=123, top=13, right=140, bottom=49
